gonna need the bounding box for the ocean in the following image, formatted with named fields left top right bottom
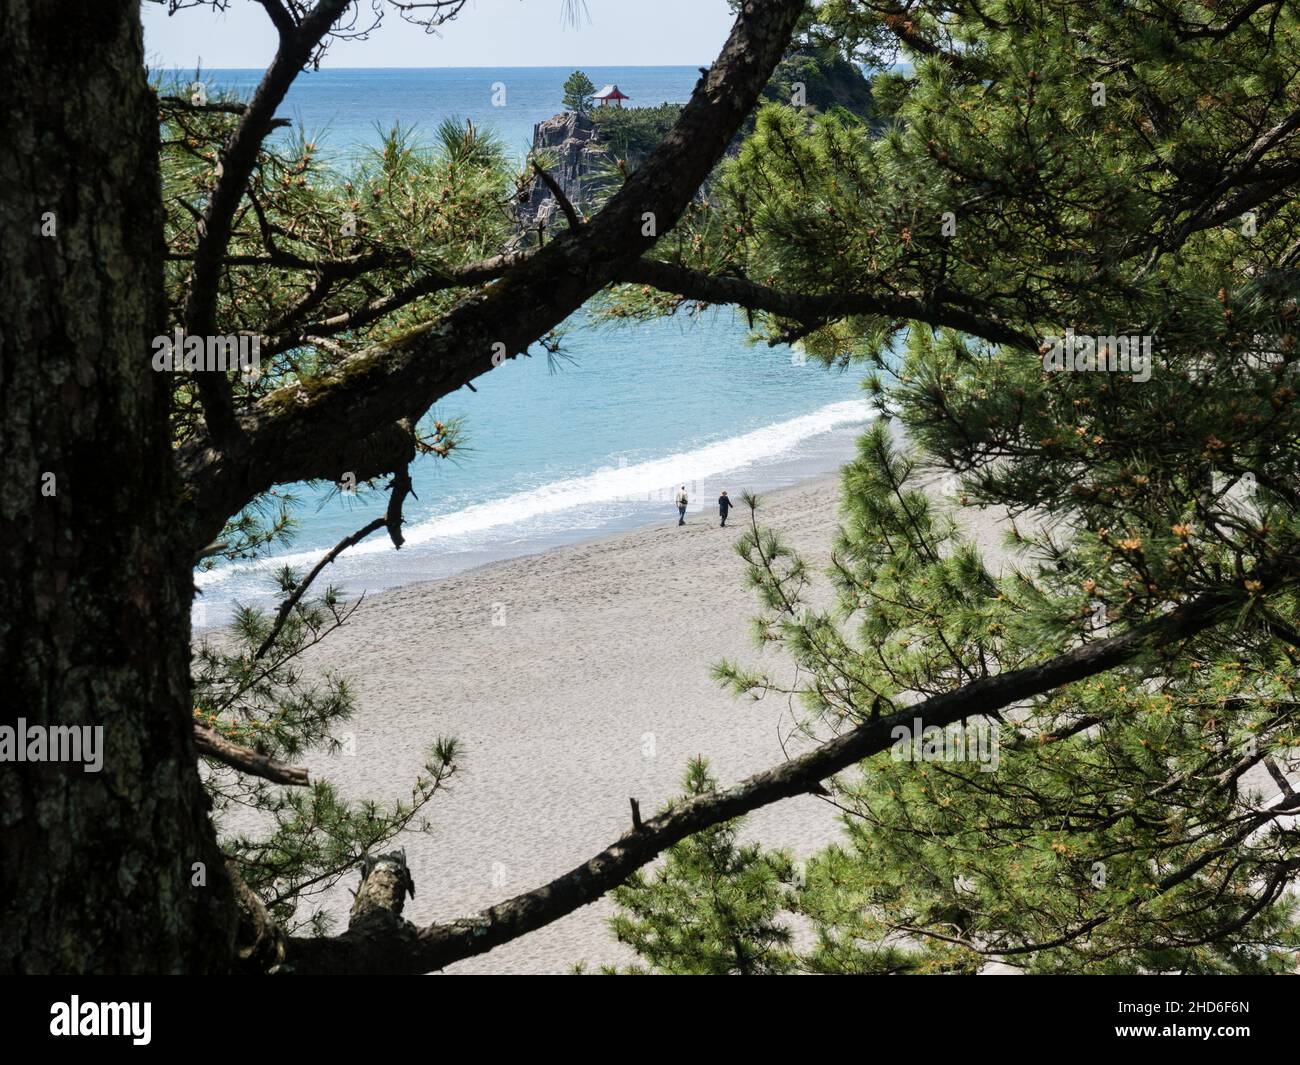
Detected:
left=175, top=68, right=872, bottom=623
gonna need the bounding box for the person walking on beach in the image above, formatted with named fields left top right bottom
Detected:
left=675, top=484, right=688, bottom=526
left=718, top=490, right=734, bottom=528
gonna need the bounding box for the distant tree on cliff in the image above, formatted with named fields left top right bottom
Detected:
left=590, top=102, right=683, bottom=164
left=562, top=69, right=596, bottom=112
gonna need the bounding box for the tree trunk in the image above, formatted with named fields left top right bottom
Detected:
left=0, top=0, right=236, bottom=972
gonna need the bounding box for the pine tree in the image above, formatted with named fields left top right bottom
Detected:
left=16, top=0, right=1300, bottom=975
left=562, top=69, right=596, bottom=113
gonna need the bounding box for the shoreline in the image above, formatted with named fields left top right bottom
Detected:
left=194, top=416, right=871, bottom=628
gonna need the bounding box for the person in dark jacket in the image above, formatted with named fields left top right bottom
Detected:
left=718, top=490, right=734, bottom=527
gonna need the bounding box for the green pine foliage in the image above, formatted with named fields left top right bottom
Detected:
left=602, top=1, right=1300, bottom=973
left=590, top=103, right=684, bottom=164
left=194, top=574, right=459, bottom=935
left=562, top=69, right=596, bottom=113
left=159, top=75, right=519, bottom=430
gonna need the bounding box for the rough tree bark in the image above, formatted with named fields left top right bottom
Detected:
left=0, top=0, right=237, bottom=972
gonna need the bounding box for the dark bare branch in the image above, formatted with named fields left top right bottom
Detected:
left=1176, top=0, right=1283, bottom=39
left=227, top=858, right=287, bottom=967
left=253, top=515, right=388, bottom=661
left=261, top=251, right=533, bottom=355
left=385, top=464, right=414, bottom=549
left=157, top=94, right=292, bottom=129
left=182, top=0, right=353, bottom=443
left=532, top=161, right=583, bottom=229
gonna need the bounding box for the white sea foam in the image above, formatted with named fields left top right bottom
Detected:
left=196, top=399, right=869, bottom=589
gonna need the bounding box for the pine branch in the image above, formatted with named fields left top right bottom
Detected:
left=615, top=259, right=1039, bottom=353
left=194, top=723, right=310, bottom=786
left=252, top=516, right=387, bottom=662
left=180, top=0, right=353, bottom=444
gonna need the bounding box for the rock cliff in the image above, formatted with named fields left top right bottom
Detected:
left=516, top=111, right=618, bottom=232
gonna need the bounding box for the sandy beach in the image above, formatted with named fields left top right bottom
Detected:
left=256, top=473, right=865, bottom=972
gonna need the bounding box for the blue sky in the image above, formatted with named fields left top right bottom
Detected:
left=143, top=0, right=736, bottom=69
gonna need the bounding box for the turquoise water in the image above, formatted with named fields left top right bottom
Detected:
left=179, top=69, right=871, bottom=620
